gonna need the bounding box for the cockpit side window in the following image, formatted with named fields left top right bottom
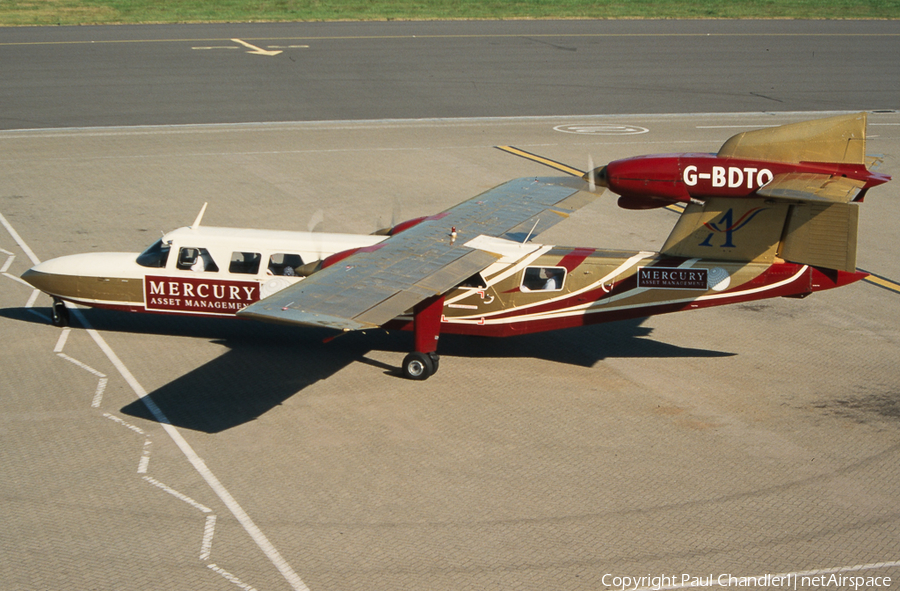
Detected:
left=229, top=252, right=261, bottom=275
left=520, top=267, right=565, bottom=292
left=268, top=253, right=304, bottom=276
left=177, top=247, right=219, bottom=272
left=136, top=239, right=170, bottom=268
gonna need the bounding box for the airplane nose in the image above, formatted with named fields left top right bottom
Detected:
left=21, top=252, right=144, bottom=303
left=21, top=265, right=77, bottom=298
left=582, top=166, right=609, bottom=188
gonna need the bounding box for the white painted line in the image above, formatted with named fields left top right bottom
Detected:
left=53, top=328, right=71, bottom=353
left=0, top=211, right=41, bottom=265
left=137, top=438, right=152, bottom=473
left=0, top=110, right=868, bottom=136
left=208, top=564, right=258, bottom=591
left=103, top=412, right=147, bottom=436
left=0, top=206, right=307, bottom=591
left=26, top=308, right=49, bottom=322
left=697, top=124, right=780, bottom=129
left=232, top=38, right=282, bottom=57
left=143, top=475, right=212, bottom=513
left=2, top=272, right=34, bottom=287
left=75, top=309, right=310, bottom=591
left=0, top=252, right=13, bottom=273
left=91, top=377, right=107, bottom=408
left=634, top=559, right=900, bottom=590
left=200, top=515, right=217, bottom=560
left=56, top=352, right=106, bottom=378
left=25, top=289, right=40, bottom=308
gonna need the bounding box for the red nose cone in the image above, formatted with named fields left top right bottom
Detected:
left=604, top=155, right=690, bottom=204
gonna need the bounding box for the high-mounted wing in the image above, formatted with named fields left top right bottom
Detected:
left=238, top=176, right=595, bottom=331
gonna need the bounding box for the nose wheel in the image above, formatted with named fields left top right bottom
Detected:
left=51, top=298, right=70, bottom=327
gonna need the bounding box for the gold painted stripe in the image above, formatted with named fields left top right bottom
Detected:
left=861, top=270, right=900, bottom=294
left=495, top=146, right=584, bottom=177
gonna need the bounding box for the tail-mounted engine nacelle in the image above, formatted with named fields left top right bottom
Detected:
left=584, top=153, right=878, bottom=210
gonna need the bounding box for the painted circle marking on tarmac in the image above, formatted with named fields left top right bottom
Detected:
left=554, top=124, right=649, bottom=135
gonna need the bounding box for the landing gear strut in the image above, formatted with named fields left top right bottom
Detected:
left=401, top=295, right=443, bottom=380
left=51, top=298, right=70, bottom=327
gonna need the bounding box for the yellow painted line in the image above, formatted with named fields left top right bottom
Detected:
left=495, top=146, right=584, bottom=177
left=861, top=271, right=900, bottom=294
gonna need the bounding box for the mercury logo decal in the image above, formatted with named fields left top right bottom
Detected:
left=638, top=267, right=708, bottom=290
left=699, top=208, right=767, bottom=248
left=144, top=275, right=260, bottom=315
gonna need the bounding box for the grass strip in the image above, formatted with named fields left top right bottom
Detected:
left=2, top=0, right=898, bottom=26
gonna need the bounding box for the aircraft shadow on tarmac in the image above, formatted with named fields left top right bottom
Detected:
left=3, top=306, right=733, bottom=433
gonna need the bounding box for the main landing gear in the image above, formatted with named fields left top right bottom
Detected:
left=51, top=297, right=70, bottom=328
left=402, top=351, right=441, bottom=380
left=400, top=295, right=443, bottom=380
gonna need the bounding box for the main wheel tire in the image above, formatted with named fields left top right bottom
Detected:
left=402, top=352, right=434, bottom=380
left=51, top=299, right=70, bottom=328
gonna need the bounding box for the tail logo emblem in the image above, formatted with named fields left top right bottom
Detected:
left=700, top=207, right=767, bottom=248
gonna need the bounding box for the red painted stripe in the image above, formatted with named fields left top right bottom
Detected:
left=557, top=247, right=595, bottom=272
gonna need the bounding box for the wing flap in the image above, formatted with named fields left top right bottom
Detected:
left=757, top=173, right=866, bottom=203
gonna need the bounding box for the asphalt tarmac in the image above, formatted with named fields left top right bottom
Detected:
left=2, top=19, right=900, bottom=591
left=1, top=20, right=899, bottom=129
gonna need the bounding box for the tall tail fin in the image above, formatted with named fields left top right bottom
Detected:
left=661, top=197, right=859, bottom=273
left=661, top=198, right=792, bottom=265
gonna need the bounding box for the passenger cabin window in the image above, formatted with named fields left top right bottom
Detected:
left=268, top=253, right=304, bottom=277
left=177, top=247, right=219, bottom=272
left=521, top=267, right=565, bottom=292
left=229, top=251, right=261, bottom=275
left=136, top=239, right=170, bottom=268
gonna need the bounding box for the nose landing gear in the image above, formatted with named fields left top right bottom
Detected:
left=51, top=298, right=70, bottom=327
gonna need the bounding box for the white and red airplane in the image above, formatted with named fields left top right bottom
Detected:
left=23, top=113, right=890, bottom=379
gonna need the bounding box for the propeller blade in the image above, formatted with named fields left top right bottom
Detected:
left=307, top=209, right=324, bottom=233
left=587, top=155, right=596, bottom=193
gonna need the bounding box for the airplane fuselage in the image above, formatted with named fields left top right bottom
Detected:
left=22, top=224, right=865, bottom=335
left=23, top=225, right=386, bottom=317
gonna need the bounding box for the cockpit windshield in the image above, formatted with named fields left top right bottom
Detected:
left=136, top=239, right=171, bottom=268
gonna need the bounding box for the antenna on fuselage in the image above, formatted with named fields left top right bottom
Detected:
left=191, top=202, right=208, bottom=230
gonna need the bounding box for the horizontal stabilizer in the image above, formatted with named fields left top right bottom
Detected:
left=757, top=173, right=866, bottom=203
